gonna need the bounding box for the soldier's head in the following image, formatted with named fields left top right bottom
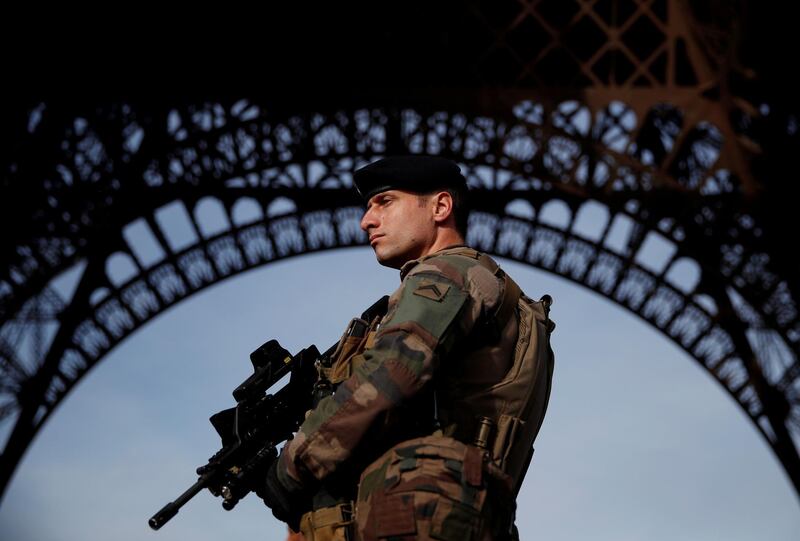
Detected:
left=354, top=156, right=470, bottom=268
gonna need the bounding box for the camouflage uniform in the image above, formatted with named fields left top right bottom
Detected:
left=276, top=245, right=547, bottom=540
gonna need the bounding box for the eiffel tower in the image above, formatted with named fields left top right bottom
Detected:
left=1, top=0, right=799, bottom=504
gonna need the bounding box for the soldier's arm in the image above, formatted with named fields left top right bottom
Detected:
left=276, top=255, right=501, bottom=491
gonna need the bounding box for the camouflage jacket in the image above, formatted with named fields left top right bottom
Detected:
left=276, top=245, right=506, bottom=495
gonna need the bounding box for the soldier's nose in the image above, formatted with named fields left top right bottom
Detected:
left=360, top=210, right=377, bottom=232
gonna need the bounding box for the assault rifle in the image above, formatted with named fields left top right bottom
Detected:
left=148, top=295, right=388, bottom=530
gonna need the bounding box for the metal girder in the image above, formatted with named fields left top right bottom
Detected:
left=1, top=0, right=798, bottom=507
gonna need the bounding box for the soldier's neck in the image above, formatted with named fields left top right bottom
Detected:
left=421, top=230, right=465, bottom=259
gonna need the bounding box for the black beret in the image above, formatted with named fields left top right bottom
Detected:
left=353, top=155, right=468, bottom=201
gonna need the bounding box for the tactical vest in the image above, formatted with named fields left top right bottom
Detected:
left=322, top=247, right=554, bottom=490
left=318, top=308, right=382, bottom=387
left=433, top=248, right=555, bottom=492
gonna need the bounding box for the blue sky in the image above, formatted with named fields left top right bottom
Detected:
left=0, top=248, right=798, bottom=540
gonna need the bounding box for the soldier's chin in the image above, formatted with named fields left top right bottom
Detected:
left=373, top=248, right=405, bottom=269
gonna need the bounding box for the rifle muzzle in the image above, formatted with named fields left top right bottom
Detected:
left=149, top=502, right=179, bottom=530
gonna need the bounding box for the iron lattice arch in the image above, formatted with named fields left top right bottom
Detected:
left=1, top=97, right=798, bottom=501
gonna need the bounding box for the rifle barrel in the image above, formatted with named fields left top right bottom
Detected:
left=148, top=476, right=207, bottom=530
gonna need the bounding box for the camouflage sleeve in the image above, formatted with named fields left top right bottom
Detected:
left=276, top=253, right=503, bottom=491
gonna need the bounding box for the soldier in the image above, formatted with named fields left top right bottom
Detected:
left=258, top=156, right=555, bottom=541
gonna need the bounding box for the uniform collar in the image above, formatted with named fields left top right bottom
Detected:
left=399, top=244, right=471, bottom=280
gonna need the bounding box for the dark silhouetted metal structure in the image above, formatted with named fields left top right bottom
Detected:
left=2, top=0, right=799, bottom=504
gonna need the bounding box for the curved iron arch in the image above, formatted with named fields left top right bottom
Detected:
left=1, top=100, right=798, bottom=502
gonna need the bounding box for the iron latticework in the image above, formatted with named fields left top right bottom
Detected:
left=2, top=0, right=799, bottom=504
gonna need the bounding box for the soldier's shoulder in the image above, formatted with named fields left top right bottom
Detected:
left=407, top=249, right=473, bottom=276
left=407, top=249, right=501, bottom=297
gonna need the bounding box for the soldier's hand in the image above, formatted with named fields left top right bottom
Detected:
left=256, top=461, right=305, bottom=531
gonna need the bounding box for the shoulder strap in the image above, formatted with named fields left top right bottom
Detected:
left=445, top=247, right=522, bottom=336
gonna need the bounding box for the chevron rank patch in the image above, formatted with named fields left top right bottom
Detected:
left=412, top=280, right=451, bottom=302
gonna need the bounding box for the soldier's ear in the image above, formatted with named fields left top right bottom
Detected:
left=431, top=191, right=454, bottom=225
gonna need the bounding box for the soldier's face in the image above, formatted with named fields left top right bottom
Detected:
left=360, top=189, right=436, bottom=268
